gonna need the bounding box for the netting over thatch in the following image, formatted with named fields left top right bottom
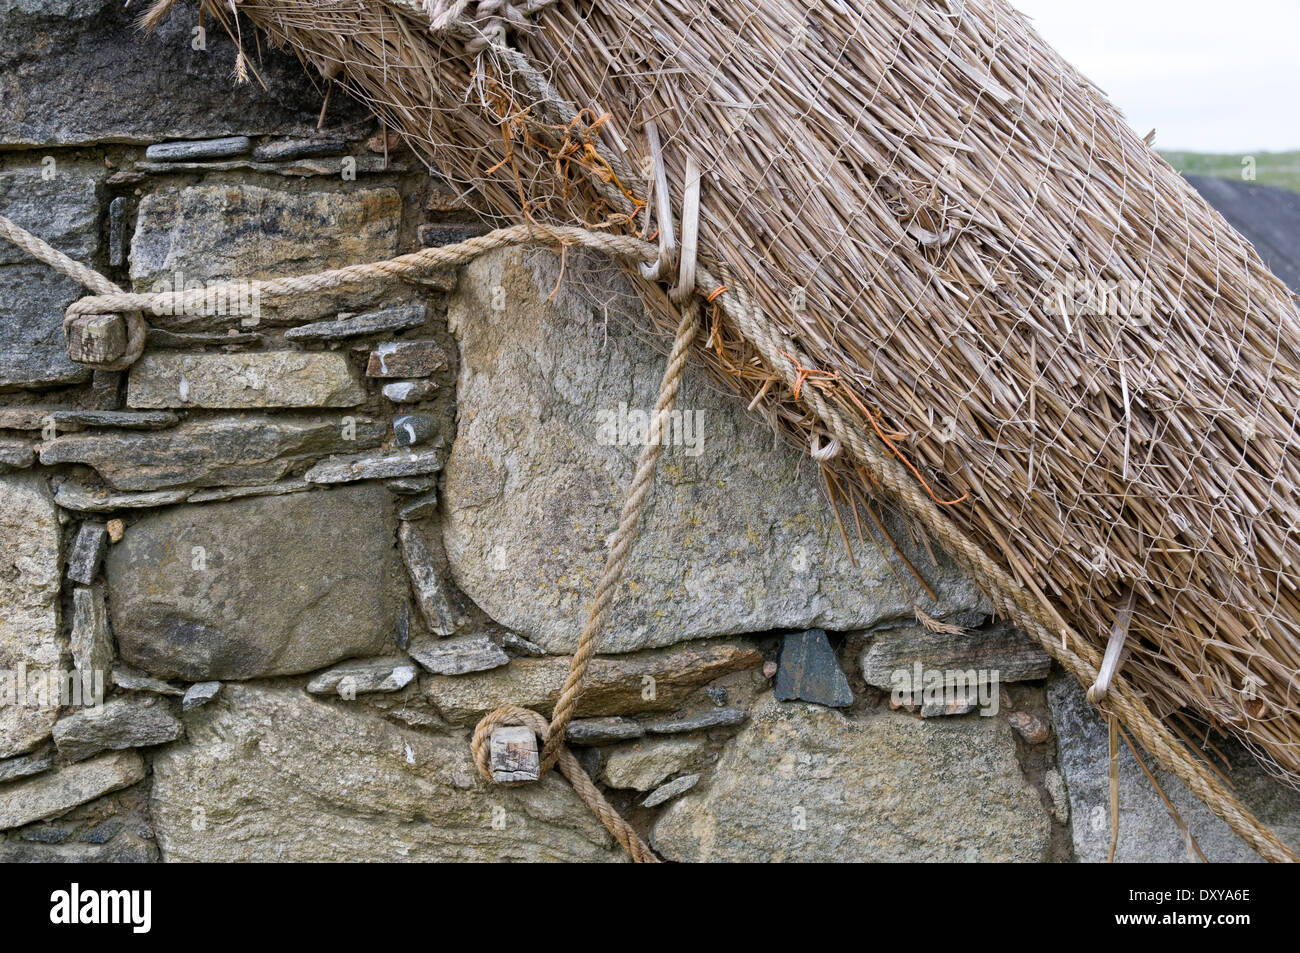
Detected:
left=162, top=0, right=1300, bottom=807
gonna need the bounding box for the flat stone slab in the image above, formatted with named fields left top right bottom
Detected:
left=145, top=329, right=263, bottom=348
left=182, top=681, right=222, bottom=712
left=774, top=629, right=854, bottom=707
left=106, top=483, right=403, bottom=680
left=69, top=584, right=112, bottom=690
left=52, top=696, right=184, bottom=762
left=252, top=139, right=347, bottom=162
left=149, top=685, right=625, bottom=861
left=0, top=473, right=62, bottom=757
left=366, top=341, right=447, bottom=377
left=565, top=717, right=644, bottom=746
left=502, top=633, right=545, bottom=658
left=408, top=635, right=509, bottom=676
left=40, top=415, right=382, bottom=491
left=305, top=447, right=443, bottom=484
left=66, top=522, right=106, bottom=585
left=652, top=695, right=1050, bottom=861
left=397, top=491, right=439, bottom=520
left=49, top=410, right=180, bottom=430
left=601, top=737, right=706, bottom=791
left=426, top=640, right=762, bottom=725
left=145, top=137, right=250, bottom=161
left=642, top=707, right=748, bottom=735
left=0, top=744, right=55, bottom=785
left=382, top=380, right=437, bottom=403
left=186, top=479, right=312, bottom=504
left=52, top=480, right=192, bottom=513
left=399, top=521, right=460, bottom=635
left=642, top=774, right=699, bottom=808
left=442, top=248, right=986, bottom=653
left=127, top=352, right=365, bottom=409
left=112, top=665, right=184, bottom=697
left=306, top=658, right=418, bottom=696
left=860, top=622, right=1052, bottom=691
left=285, top=304, right=426, bottom=342
left=0, top=751, right=145, bottom=831
left=0, top=407, right=54, bottom=430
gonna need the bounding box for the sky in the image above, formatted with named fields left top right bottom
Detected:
left=1010, top=0, right=1299, bottom=152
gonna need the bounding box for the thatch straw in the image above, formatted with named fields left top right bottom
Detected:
left=163, top=0, right=1300, bottom=792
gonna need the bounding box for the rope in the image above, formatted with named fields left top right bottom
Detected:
left=470, top=706, right=658, bottom=862
left=1, top=209, right=1292, bottom=862
left=59, top=224, right=655, bottom=318
left=0, top=214, right=118, bottom=296
left=469, top=303, right=698, bottom=861
left=538, top=303, right=700, bottom=774
left=0, top=214, right=147, bottom=371
left=425, top=0, right=559, bottom=52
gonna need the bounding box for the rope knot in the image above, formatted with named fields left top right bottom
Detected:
left=470, top=704, right=552, bottom=783
left=424, top=0, right=555, bottom=51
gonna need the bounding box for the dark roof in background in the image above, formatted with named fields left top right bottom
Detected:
left=1187, top=175, right=1300, bottom=294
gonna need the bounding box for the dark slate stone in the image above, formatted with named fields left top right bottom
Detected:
left=65, top=521, right=107, bottom=585
left=502, top=632, right=545, bottom=658
left=79, top=818, right=124, bottom=845
left=396, top=602, right=410, bottom=651
left=144, top=136, right=251, bottom=161
left=90, top=369, right=121, bottom=410
left=284, top=303, right=426, bottom=342
left=417, top=223, right=491, bottom=247
left=0, top=0, right=365, bottom=146
left=565, top=717, right=644, bottom=746
left=0, top=163, right=100, bottom=390
left=50, top=410, right=179, bottom=430
left=181, top=681, right=222, bottom=712
left=773, top=629, right=854, bottom=707
left=386, top=476, right=438, bottom=495
left=643, top=707, right=748, bottom=735
left=408, top=634, right=508, bottom=676
left=108, top=196, right=126, bottom=268
left=393, top=413, right=437, bottom=447
left=252, top=138, right=347, bottom=161
left=397, top=491, right=439, bottom=521
left=0, top=743, right=56, bottom=785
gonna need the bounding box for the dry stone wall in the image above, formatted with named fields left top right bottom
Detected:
left=2, top=0, right=1298, bottom=862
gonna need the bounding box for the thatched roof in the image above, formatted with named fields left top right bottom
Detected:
left=153, top=0, right=1300, bottom=851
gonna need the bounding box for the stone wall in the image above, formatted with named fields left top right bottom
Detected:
left=2, top=0, right=1299, bottom=862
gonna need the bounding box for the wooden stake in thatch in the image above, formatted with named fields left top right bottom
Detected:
left=151, top=0, right=1300, bottom=857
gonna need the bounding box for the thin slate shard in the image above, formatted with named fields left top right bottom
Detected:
left=773, top=629, right=853, bottom=708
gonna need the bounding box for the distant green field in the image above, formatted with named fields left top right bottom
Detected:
left=1160, top=150, right=1300, bottom=194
